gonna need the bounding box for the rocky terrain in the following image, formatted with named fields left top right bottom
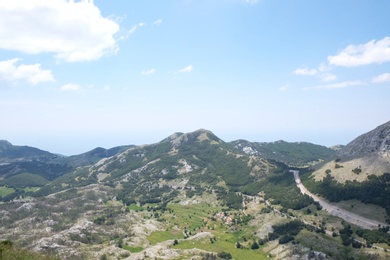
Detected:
left=312, top=120, right=390, bottom=183
left=1, top=126, right=390, bottom=259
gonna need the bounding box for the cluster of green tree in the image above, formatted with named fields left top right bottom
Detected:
left=304, top=173, right=390, bottom=222
left=117, top=170, right=179, bottom=208
left=230, top=140, right=335, bottom=166
left=356, top=227, right=390, bottom=247
left=0, top=161, right=72, bottom=180
left=242, top=168, right=315, bottom=210
left=0, top=240, right=60, bottom=260
left=183, top=140, right=254, bottom=189
left=0, top=187, right=26, bottom=202
left=1, top=173, right=47, bottom=188
left=201, top=251, right=232, bottom=260
left=31, top=167, right=97, bottom=198
left=267, top=220, right=304, bottom=244
left=217, top=192, right=243, bottom=210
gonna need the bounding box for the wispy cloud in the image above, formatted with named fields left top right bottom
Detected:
left=178, top=65, right=193, bottom=73
left=244, top=0, right=259, bottom=4
left=320, top=73, right=337, bottom=82
left=0, top=58, right=54, bottom=85
left=279, top=84, right=289, bottom=91
left=372, top=72, right=390, bottom=83
left=328, top=37, right=390, bottom=67
left=0, top=1, right=119, bottom=62
left=153, top=19, right=163, bottom=26
left=60, top=83, right=81, bottom=91
left=303, top=80, right=364, bottom=90
left=293, top=67, right=317, bottom=76
left=141, top=69, right=156, bottom=76
left=128, top=23, right=146, bottom=34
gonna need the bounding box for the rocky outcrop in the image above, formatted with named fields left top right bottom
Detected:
left=336, top=120, right=390, bottom=159
left=313, top=120, right=390, bottom=183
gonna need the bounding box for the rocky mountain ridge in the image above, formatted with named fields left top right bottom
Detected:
left=313, top=120, right=390, bottom=183
left=336, top=120, right=390, bottom=159
left=1, top=127, right=390, bottom=259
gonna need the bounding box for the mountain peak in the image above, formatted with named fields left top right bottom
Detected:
left=162, top=129, right=222, bottom=146
left=337, top=120, right=390, bottom=159
left=0, top=140, right=12, bottom=147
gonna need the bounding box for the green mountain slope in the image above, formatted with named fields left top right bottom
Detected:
left=231, top=139, right=335, bottom=166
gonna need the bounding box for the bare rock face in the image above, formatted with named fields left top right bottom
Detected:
left=337, top=121, right=390, bottom=159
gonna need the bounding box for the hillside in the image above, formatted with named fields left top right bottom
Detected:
left=305, top=121, right=390, bottom=223
left=231, top=139, right=335, bottom=166
left=0, top=140, right=60, bottom=163
left=0, top=142, right=133, bottom=198
left=312, top=120, right=390, bottom=183
left=0, top=129, right=389, bottom=259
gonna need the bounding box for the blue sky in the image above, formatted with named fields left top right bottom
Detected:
left=0, top=0, right=389, bottom=155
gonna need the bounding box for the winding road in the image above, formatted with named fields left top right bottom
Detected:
left=290, top=170, right=387, bottom=230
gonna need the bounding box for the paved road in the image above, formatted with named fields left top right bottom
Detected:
left=290, top=170, right=387, bottom=230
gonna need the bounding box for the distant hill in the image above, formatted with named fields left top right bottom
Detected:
left=0, top=140, right=59, bottom=163
left=0, top=141, right=133, bottom=188
left=52, top=145, right=133, bottom=168
left=231, top=139, right=335, bottom=166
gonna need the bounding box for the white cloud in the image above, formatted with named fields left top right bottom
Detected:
left=319, top=63, right=331, bottom=72
left=0, top=58, right=54, bottom=85
left=321, top=73, right=337, bottom=82
left=153, top=19, right=163, bottom=26
left=103, top=85, right=111, bottom=91
left=303, top=80, right=364, bottom=90
left=141, top=69, right=156, bottom=76
left=372, top=72, right=390, bottom=83
left=293, top=67, right=317, bottom=76
left=178, top=65, right=193, bottom=73
left=60, top=83, right=81, bottom=91
left=0, top=0, right=120, bottom=62
left=328, top=37, right=390, bottom=67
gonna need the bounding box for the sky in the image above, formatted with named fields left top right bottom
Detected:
left=0, top=0, right=389, bottom=155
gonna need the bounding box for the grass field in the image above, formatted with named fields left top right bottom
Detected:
left=175, top=237, right=268, bottom=260
left=147, top=202, right=268, bottom=259
left=128, top=203, right=145, bottom=211
left=24, top=187, right=40, bottom=193
left=0, top=186, right=14, bottom=196
left=122, top=245, right=143, bottom=253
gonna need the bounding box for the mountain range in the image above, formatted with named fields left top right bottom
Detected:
left=0, top=122, right=389, bottom=260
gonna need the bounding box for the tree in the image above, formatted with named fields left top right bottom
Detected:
left=251, top=241, right=259, bottom=250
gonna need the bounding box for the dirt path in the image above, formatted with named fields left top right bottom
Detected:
left=290, top=170, right=388, bottom=230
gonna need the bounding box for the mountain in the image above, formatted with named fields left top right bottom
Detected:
left=52, top=145, right=133, bottom=168
left=304, top=121, right=390, bottom=224
left=337, top=120, right=390, bottom=159
left=36, top=129, right=277, bottom=204
left=1, top=129, right=389, bottom=260
left=231, top=139, right=335, bottom=166
left=0, top=141, right=133, bottom=189
left=0, top=140, right=60, bottom=163
left=312, top=120, right=390, bottom=183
